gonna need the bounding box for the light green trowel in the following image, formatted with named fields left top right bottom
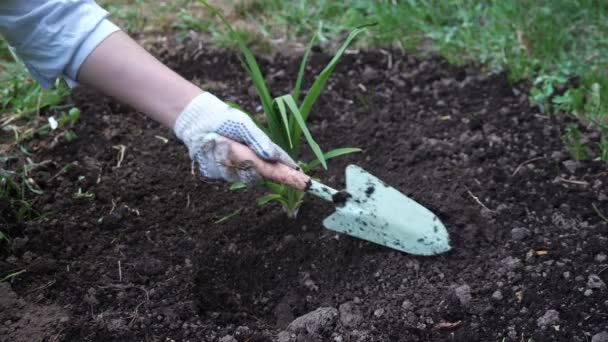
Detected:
left=221, top=136, right=451, bottom=256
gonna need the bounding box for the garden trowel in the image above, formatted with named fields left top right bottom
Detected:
left=218, top=136, right=451, bottom=256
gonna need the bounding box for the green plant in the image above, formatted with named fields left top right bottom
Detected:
left=1, top=63, right=70, bottom=120
left=563, top=125, right=588, bottom=161
left=198, top=0, right=364, bottom=217
left=35, top=107, right=81, bottom=139
left=529, top=74, right=569, bottom=113
left=0, top=155, right=45, bottom=223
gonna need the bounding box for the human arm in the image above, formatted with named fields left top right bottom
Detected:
left=0, top=0, right=296, bottom=183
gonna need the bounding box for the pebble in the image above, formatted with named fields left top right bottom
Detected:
left=361, top=66, right=379, bottom=82
left=454, top=284, right=472, bottom=306
left=592, top=331, right=608, bottom=342
left=12, top=237, right=29, bottom=252
left=562, top=160, right=579, bottom=173
left=287, top=307, right=338, bottom=335
left=373, top=308, right=385, bottom=318
left=587, top=274, right=606, bottom=289
left=338, top=302, right=363, bottom=328
left=596, top=253, right=607, bottom=262
left=491, top=290, right=503, bottom=301
left=537, top=309, right=559, bottom=327
left=510, top=227, right=530, bottom=240
left=501, top=256, right=522, bottom=270
left=218, top=335, right=237, bottom=342
left=584, top=289, right=593, bottom=296
left=401, top=300, right=414, bottom=311
left=551, top=151, right=567, bottom=161
left=563, top=271, right=571, bottom=279
left=277, top=331, right=291, bottom=342
left=22, top=251, right=35, bottom=263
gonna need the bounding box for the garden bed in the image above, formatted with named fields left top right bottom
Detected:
left=1, top=44, right=607, bottom=342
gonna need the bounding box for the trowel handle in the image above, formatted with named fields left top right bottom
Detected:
left=222, top=136, right=338, bottom=202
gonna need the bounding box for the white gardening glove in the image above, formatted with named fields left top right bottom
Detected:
left=174, top=92, right=297, bottom=184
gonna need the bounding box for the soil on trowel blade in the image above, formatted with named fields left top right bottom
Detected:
left=1, top=39, right=607, bottom=342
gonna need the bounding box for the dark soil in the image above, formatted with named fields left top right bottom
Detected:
left=1, top=40, right=607, bottom=342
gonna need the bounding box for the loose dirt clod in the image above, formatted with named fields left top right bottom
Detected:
left=587, top=274, right=606, bottom=289
left=454, top=284, right=472, bottom=306
left=537, top=309, right=560, bottom=327
left=287, top=307, right=338, bottom=335
left=510, top=227, right=530, bottom=240
left=592, top=331, right=608, bottom=342
left=338, top=301, right=363, bottom=328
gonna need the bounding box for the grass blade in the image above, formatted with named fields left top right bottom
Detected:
left=299, top=25, right=370, bottom=121
left=197, top=0, right=287, bottom=147
left=261, top=181, right=285, bottom=193
left=280, top=95, right=327, bottom=169
left=274, top=97, right=293, bottom=148
left=214, top=209, right=242, bottom=224
left=302, top=147, right=362, bottom=172
left=229, top=183, right=247, bottom=190
left=293, top=33, right=317, bottom=105
left=257, top=193, right=288, bottom=206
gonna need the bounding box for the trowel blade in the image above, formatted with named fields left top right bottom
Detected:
left=322, top=165, right=450, bottom=255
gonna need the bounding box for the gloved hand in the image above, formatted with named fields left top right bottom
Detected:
left=174, top=92, right=297, bottom=184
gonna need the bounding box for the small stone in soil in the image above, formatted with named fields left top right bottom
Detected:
left=373, top=308, right=385, bottom=318
left=287, top=307, right=338, bottom=335
left=277, top=331, right=291, bottom=342
left=562, top=160, right=579, bottom=173
left=501, top=256, right=522, bottom=270
left=454, top=284, right=472, bottom=306
left=537, top=309, right=559, bottom=327
left=401, top=300, right=414, bottom=311
left=338, top=302, right=363, bottom=328
left=218, top=335, right=237, bottom=342
left=587, top=274, right=606, bottom=289
left=592, top=331, right=608, bottom=342
left=491, top=290, right=503, bottom=301
left=596, top=253, right=607, bottom=262
left=510, top=227, right=530, bottom=240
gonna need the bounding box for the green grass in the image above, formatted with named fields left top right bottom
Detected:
left=193, top=0, right=608, bottom=162
left=0, top=38, right=77, bottom=231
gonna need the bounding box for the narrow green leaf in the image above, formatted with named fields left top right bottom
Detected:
left=280, top=95, right=327, bottom=169
left=299, top=26, right=370, bottom=121
left=0, top=230, right=7, bottom=242
left=214, top=209, right=241, bottom=224
left=293, top=33, right=317, bottom=105
left=229, top=183, right=247, bottom=191
left=274, top=97, right=293, bottom=148
left=262, top=181, right=284, bottom=194
left=0, top=269, right=26, bottom=283
left=197, top=0, right=286, bottom=147
left=303, top=147, right=362, bottom=172
left=257, top=193, right=288, bottom=206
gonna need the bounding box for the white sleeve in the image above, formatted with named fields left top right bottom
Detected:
left=0, top=0, right=120, bottom=88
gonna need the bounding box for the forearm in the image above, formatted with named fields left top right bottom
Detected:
left=76, top=31, right=202, bottom=128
